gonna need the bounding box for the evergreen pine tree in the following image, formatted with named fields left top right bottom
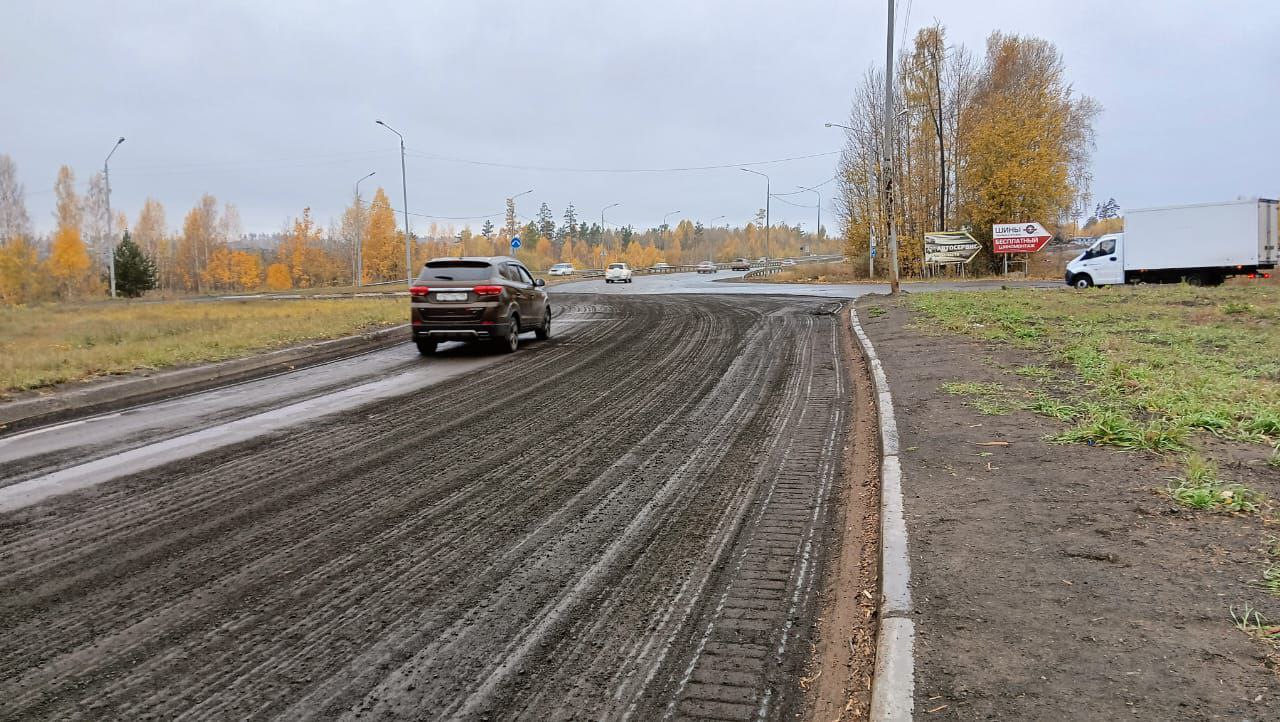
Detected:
left=113, top=230, right=157, bottom=297
left=537, top=203, right=556, bottom=239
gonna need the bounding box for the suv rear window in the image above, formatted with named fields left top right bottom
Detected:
left=417, top=261, right=493, bottom=282
left=608, top=263, right=625, bottom=269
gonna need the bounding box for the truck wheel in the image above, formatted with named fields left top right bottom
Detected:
left=415, top=340, right=437, bottom=356
left=1073, top=275, right=1093, bottom=289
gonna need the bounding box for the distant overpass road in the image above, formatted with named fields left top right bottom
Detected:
left=0, top=292, right=858, bottom=721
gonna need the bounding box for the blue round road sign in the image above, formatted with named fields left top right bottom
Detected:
left=510, top=236, right=521, bottom=250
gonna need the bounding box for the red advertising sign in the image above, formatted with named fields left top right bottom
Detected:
left=992, top=222, right=1052, bottom=254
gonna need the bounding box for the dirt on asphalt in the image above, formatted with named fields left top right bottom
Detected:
left=857, top=297, right=1280, bottom=721
left=0, top=293, right=873, bottom=721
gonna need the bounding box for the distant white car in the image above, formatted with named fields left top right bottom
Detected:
left=696, top=261, right=717, bottom=274
left=651, top=262, right=672, bottom=271
left=605, top=262, right=633, bottom=283
left=548, top=263, right=575, bottom=277
left=781, top=259, right=796, bottom=267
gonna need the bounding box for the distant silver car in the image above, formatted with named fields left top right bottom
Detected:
left=696, top=261, right=717, bottom=274
left=548, top=263, right=575, bottom=277
left=781, top=259, right=796, bottom=267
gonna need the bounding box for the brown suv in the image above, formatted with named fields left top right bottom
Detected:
left=410, top=257, right=550, bottom=355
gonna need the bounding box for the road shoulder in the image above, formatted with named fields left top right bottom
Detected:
left=805, top=307, right=881, bottom=721
left=855, top=295, right=1280, bottom=720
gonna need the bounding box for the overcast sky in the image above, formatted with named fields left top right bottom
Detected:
left=3, top=0, right=1277, bottom=236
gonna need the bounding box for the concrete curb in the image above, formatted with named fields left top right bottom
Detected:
left=850, top=308, right=915, bottom=721
left=0, top=324, right=410, bottom=434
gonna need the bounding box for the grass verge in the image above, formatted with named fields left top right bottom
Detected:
left=1165, top=455, right=1263, bottom=513
left=0, top=297, right=406, bottom=396
left=909, top=284, right=1280, bottom=452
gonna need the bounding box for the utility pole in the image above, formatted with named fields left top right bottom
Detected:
left=740, top=168, right=770, bottom=263
left=709, top=215, right=725, bottom=261
left=663, top=210, right=680, bottom=248
left=354, top=171, right=375, bottom=287
left=375, top=120, right=413, bottom=284
left=103, top=137, right=125, bottom=298
left=883, top=0, right=900, bottom=294
left=602, top=203, right=620, bottom=260
left=799, top=185, right=821, bottom=254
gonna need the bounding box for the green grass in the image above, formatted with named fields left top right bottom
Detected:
left=865, top=305, right=887, bottom=318
left=908, top=285, right=1280, bottom=451
left=1165, top=455, right=1263, bottom=513
left=1261, top=538, right=1280, bottom=596
left=0, top=297, right=406, bottom=395
left=940, top=381, right=1004, bottom=396
left=940, top=381, right=1012, bottom=415
left=1231, top=604, right=1280, bottom=641
left=1026, top=394, right=1081, bottom=421
left=1013, top=364, right=1056, bottom=381
left=1052, top=408, right=1189, bottom=452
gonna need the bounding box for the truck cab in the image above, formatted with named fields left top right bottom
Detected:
left=1066, top=234, right=1123, bottom=288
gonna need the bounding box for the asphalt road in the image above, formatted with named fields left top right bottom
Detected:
left=0, top=288, right=856, bottom=721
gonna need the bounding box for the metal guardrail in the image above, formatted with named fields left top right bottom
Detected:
left=572, top=256, right=846, bottom=280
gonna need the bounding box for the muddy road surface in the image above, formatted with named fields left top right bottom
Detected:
left=0, top=294, right=856, bottom=721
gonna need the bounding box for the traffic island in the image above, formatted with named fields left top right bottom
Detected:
left=854, top=290, right=1280, bottom=720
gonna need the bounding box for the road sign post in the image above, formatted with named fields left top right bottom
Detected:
left=993, top=222, right=1051, bottom=276
left=924, top=231, right=981, bottom=277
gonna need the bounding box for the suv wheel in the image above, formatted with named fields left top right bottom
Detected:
left=535, top=308, right=551, bottom=340
left=415, top=340, right=437, bottom=356
left=496, top=320, right=519, bottom=354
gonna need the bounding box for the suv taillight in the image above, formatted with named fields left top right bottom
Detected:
left=410, top=286, right=430, bottom=299
left=473, top=285, right=503, bottom=297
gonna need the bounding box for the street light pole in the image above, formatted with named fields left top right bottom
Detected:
left=883, top=0, right=900, bottom=294
left=709, top=215, right=725, bottom=261
left=354, top=171, right=375, bottom=287
left=740, top=168, right=770, bottom=263
left=663, top=210, right=680, bottom=241
left=375, top=120, right=413, bottom=284
left=103, top=137, right=125, bottom=298
left=601, top=202, right=620, bottom=263
left=662, top=210, right=680, bottom=261
left=799, top=185, right=822, bottom=253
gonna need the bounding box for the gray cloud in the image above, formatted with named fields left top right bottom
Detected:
left=3, top=0, right=1276, bottom=235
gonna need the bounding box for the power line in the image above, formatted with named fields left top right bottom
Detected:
left=401, top=148, right=839, bottom=174
left=360, top=199, right=504, bottom=222
left=767, top=175, right=839, bottom=198
left=110, top=149, right=394, bottom=176
left=769, top=195, right=818, bottom=210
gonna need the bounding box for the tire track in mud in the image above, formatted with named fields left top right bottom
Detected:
left=0, top=294, right=857, bottom=722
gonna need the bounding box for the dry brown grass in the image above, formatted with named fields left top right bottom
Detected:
left=0, top=297, right=406, bottom=396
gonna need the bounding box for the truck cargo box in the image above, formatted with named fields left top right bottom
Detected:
left=1124, top=199, right=1278, bottom=271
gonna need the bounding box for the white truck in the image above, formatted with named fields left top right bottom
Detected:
left=1065, top=199, right=1278, bottom=288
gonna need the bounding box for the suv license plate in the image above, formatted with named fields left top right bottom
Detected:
left=435, top=292, right=468, bottom=302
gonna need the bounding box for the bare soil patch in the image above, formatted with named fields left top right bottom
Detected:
left=805, top=307, right=881, bottom=722
left=857, top=296, right=1280, bottom=720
